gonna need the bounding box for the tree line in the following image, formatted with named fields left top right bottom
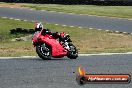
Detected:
left=0, top=0, right=93, bottom=4
left=0, top=0, right=132, bottom=5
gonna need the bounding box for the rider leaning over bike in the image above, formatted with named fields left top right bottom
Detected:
left=34, top=22, right=70, bottom=50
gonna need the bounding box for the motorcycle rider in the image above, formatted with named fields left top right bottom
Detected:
left=34, top=22, right=70, bottom=50
left=34, top=22, right=59, bottom=38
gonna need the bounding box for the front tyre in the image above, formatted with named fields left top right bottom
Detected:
left=67, top=43, right=78, bottom=59
left=36, top=44, right=51, bottom=60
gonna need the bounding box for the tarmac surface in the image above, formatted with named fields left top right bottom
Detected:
left=0, top=55, right=131, bottom=88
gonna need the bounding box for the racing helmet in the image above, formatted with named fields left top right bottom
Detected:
left=35, top=22, right=43, bottom=31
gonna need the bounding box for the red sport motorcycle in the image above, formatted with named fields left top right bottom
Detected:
left=32, top=29, right=78, bottom=60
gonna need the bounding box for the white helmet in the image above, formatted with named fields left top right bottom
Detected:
left=35, top=22, right=43, bottom=31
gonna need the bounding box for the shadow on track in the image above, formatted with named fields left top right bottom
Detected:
left=23, top=57, right=72, bottom=61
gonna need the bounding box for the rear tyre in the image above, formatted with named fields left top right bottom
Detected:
left=67, top=43, right=78, bottom=59
left=36, top=43, right=51, bottom=60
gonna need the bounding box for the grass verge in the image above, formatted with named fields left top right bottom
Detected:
left=0, top=17, right=132, bottom=57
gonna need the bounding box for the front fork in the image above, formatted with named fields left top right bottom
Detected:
left=63, top=42, right=70, bottom=50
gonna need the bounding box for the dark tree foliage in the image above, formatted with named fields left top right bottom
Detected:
left=0, top=0, right=132, bottom=5
left=0, top=0, right=91, bottom=4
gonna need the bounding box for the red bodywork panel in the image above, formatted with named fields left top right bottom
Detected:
left=60, top=32, right=65, bottom=37
left=32, top=31, right=68, bottom=58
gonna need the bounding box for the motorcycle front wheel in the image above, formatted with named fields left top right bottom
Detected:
left=36, top=44, right=51, bottom=60
left=67, top=43, right=78, bottom=59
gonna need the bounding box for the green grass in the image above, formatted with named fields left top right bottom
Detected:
left=22, top=4, right=132, bottom=19
left=0, top=2, right=5, bottom=4
left=1, top=17, right=132, bottom=57
left=0, top=18, right=34, bottom=41
left=0, top=41, right=36, bottom=57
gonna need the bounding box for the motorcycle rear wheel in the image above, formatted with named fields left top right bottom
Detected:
left=36, top=44, right=51, bottom=60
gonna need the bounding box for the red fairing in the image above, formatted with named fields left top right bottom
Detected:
left=40, top=35, right=67, bottom=57
left=32, top=32, right=41, bottom=46
left=32, top=30, right=68, bottom=58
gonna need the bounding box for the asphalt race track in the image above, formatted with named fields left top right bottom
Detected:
left=0, top=55, right=132, bottom=88
left=0, top=7, right=132, bottom=32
